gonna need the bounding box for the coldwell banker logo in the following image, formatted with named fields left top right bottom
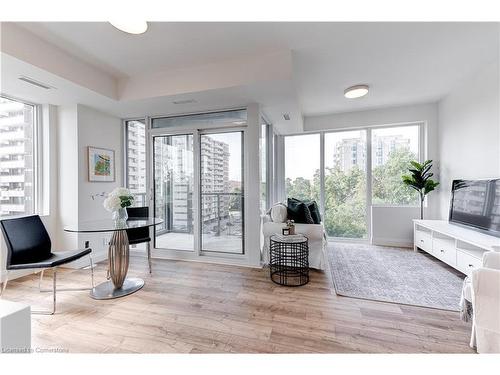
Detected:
left=2, top=347, right=69, bottom=353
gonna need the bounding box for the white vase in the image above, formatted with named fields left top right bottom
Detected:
left=112, top=207, right=128, bottom=223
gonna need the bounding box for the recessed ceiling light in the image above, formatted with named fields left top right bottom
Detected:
left=109, top=21, right=148, bottom=35
left=344, top=84, right=369, bottom=99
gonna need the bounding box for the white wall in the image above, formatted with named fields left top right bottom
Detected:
left=75, top=105, right=123, bottom=264
left=56, top=105, right=79, bottom=252
left=371, top=206, right=420, bottom=247
left=437, top=59, right=500, bottom=219
left=55, top=104, right=123, bottom=267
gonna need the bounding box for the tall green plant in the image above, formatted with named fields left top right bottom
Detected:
left=402, top=160, right=439, bottom=219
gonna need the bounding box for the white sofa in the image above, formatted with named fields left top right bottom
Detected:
left=261, top=214, right=327, bottom=270
left=464, top=251, right=500, bottom=353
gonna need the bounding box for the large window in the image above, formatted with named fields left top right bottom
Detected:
left=283, top=123, right=424, bottom=239
left=372, top=125, right=420, bottom=205
left=0, top=96, right=36, bottom=217
left=285, top=134, right=320, bottom=202
left=324, top=131, right=367, bottom=238
left=125, top=119, right=147, bottom=206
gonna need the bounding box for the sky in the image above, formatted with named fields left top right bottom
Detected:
left=285, top=125, right=420, bottom=180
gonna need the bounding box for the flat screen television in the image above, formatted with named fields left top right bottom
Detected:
left=449, top=179, right=500, bottom=237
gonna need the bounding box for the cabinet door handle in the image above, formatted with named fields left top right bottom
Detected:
left=468, top=264, right=474, bottom=268
left=440, top=249, right=445, bottom=253
left=420, top=239, right=424, bottom=243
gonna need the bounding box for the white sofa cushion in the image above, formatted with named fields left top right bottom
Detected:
left=270, top=203, right=288, bottom=223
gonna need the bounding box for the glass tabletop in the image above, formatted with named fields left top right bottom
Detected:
left=64, top=217, right=164, bottom=233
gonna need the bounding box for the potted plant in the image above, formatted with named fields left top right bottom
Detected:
left=402, top=160, right=439, bottom=220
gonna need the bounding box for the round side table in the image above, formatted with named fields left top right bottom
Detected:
left=269, top=234, right=309, bottom=286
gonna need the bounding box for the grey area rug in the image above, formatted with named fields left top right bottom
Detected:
left=328, top=242, right=465, bottom=311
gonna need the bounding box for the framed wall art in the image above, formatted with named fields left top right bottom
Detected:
left=88, top=146, right=115, bottom=182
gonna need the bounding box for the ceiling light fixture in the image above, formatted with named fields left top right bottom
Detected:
left=109, top=21, right=148, bottom=35
left=344, top=84, right=369, bottom=99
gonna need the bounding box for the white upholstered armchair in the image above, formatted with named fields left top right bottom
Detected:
left=261, top=209, right=327, bottom=270
left=468, top=251, right=500, bottom=353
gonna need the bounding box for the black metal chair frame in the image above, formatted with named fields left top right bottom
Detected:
left=126, top=206, right=152, bottom=274
left=0, top=215, right=94, bottom=315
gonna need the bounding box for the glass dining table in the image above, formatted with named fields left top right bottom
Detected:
left=64, top=217, right=163, bottom=300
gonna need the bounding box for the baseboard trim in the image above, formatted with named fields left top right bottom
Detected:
left=152, top=249, right=262, bottom=269
left=371, top=237, right=413, bottom=248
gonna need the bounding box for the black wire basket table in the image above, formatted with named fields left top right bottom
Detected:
left=269, top=234, right=309, bottom=286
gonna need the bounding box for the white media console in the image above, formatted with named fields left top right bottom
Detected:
left=413, top=220, right=500, bottom=275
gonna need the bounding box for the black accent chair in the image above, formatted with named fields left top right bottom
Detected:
left=0, top=215, right=94, bottom=315
left=126, top=206, right=152, bottom=274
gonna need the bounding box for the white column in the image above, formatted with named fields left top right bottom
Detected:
left=245, top=103, right=262, bottom=267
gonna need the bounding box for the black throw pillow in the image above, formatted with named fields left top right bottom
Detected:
left=288, top=198, right=321, bottom=224
left=287, top=198, right=315, bottom=224
left=306, top=201, right=321, bottom=224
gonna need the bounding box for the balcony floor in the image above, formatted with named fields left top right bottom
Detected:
left=153, top=232, right=243, bottom=254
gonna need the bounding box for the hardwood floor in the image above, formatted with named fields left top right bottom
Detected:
left=2, top=255, right=474, bottom=353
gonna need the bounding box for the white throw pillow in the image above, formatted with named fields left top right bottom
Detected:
left=270, top=204, right=288, bottom=223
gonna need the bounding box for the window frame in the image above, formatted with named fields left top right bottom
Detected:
left=260, top=115, right=273, bottom=212
left=281, top=121, right=426, bottom=240
left=0, top=94, right=41, bottom=218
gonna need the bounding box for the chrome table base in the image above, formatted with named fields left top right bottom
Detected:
left=90, top=277, right=144, bottom=300
left=90, top=229, right=144, bottom=300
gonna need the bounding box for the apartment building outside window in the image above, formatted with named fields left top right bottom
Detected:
left=0, top=96, right=37, bottom=218
left=125, top=119, right=147, bottom=206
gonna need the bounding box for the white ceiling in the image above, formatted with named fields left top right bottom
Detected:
left=3, top=22, right=500, bottom=132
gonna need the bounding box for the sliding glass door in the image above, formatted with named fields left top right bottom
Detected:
left=200, top=131, right=244, bottom=254
left=153, top=134, right=195, bottom=251
left=148, top=109, right=247, bottom=257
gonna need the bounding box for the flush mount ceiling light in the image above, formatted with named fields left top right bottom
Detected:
left=109, top=21, right=148, bottom=35
left=344, top=84, right=369, bottom=99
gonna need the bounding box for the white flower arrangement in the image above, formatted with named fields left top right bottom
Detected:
left=103, top=187, right=134, bottom=212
